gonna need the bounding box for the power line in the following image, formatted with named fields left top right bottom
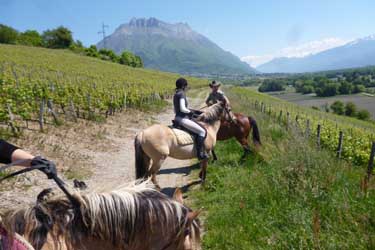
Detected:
left=98, top=22, right=109, bottom=48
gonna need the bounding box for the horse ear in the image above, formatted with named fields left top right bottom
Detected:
left=37, top=188, right=55, bottom=203
left=173, top=188, right=184, bottom=204
left=187, top=209, right=201, bottom=221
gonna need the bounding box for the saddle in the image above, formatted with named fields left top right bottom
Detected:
left=170, top=120, right=195, bottom=146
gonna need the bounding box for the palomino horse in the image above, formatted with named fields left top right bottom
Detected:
left=135, top=102, right=225, bottom=187
left=212, top=112, right=261, bottom=162
left=1, top=181, right=201, bottom=250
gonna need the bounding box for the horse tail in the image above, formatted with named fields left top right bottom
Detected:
left=248, top=116, right=261, bottom=145
left=135, top=132, right=150, bottom=179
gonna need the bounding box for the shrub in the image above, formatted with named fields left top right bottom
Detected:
left=352, top=84, right=366, bottom=93
left=17, top=30, right=42, bottom=46
left=356, top=109, right=370, bottom=120
left=42, top=26, right=73, bottom=49
left=85, top=45, right=100, bottom=58
left=330, top=100, right=344, bottom=115
left=69, top=40, right=85, bottom=53
left=301, top=85, right=314, bottom=94
left=338, top=81, right=353, bottom=94
left=99, top=49, right=120, bottom=63
left=344, top=102, right=357, bottom=117
left=258, top=80, right=285, bottom=92
left=0, top=24, right=18, bottom=44
left=120, top=51, right=143, bottom=68
left=316, top=83, right=339, bottom=97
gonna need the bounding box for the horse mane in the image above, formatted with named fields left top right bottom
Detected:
left=2, top=181, right=201, bottom=250
left=198, top=102, right=224, bottom=124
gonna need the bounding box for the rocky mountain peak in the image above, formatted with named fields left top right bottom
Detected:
left=129, top=17, right=161, bottom=28
left=97, top=18, right=255, bottom=75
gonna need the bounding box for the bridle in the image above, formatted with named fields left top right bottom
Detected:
left=0, top=160, right=79, bottom=208
left=160, top=224, right=192, bottom=250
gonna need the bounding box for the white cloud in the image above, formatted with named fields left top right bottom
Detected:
left=242, top=37, right=353, bottom=67
left=241, top=55, right=275, bottom=68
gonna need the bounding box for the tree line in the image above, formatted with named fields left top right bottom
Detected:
left=255, top=66, right=375, bottom=96
left=0, top=24, right=143, bottom=68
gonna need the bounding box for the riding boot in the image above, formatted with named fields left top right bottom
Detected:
left=196, top=136, right=209, bottom=160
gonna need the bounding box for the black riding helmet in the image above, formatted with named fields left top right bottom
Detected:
left=176, top=77, right=188, bottom=90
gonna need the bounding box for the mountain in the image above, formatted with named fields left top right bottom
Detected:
left=97, top=17, right=256, bottom=75
left=257, top=35, right=375, bottom=73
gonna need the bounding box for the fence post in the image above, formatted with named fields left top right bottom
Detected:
left=6, top=104, right=18, bottom=135
left=286, top=112, right=290, bottom=130
left=39, top=99, right=45, bottom=132
left=69, top=99, right=78, bottom=121
left=306, top=119, right=310, bottom=139
left=124, top=92, right=127, bottom=111
left=336, top=131, right=343, bottom=159
left=317, top=124, right=321, bottom=149
left=367, top=142, right=375, bottom=181
left=278, top=110, right=283, bottom=123
left=47, top=99, right=59, bottom=124
left=295, top=114, right=300, bottom=127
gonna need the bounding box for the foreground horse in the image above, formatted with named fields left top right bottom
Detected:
left=1, top=181, right=201, bottom=250
left=135, top=102, right=225, bottom=187
left=212, top=112, right=261, bottom=161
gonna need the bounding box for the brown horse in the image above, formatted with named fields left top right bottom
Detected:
left=212, top=112, right=261, bottom=161
left=1, top=181, right=201, bottom=250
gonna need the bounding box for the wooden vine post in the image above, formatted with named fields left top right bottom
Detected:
left=7, top=104, right=18, bottom=135
left=47, top=99, right=59, bottom=125
left=39, top=99, right=45, bottom=132
left=317, top=124, right=321, bottom=149
left=305, top=119, right=310, bottom=139
left=336, top=131, right=343, bottom=159
left=367, top=142, right=375, bottom=181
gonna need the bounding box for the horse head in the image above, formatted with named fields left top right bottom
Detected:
left=1, top=187, right=82, bottom=250
left=197, top=101, right=225, bottom=124
left=173, top=188, right=201, bottom=250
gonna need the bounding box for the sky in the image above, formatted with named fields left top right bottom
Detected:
left=1, top=0, right=374, bottom=67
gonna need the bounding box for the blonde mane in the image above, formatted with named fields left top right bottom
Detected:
left=2, top=181, right=200, bottom=250
left=198, top=102, right=224, bottom=124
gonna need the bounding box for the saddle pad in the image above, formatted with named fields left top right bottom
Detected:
left=171, top=128, right=195, bottom=145
left=0, top=228, right=35, bottom=250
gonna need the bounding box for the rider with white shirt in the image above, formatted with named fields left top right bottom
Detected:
left=173, top=78, right=208, bottom=160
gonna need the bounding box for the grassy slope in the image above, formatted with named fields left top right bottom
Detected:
left=0, top=44, right=207, bottom=90
left=189, top=87, right=375, bottom=249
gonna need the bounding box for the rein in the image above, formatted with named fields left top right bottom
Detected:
left=160, top=224, right=192, bottom=250
left=0, top=161, right=79, bottom=208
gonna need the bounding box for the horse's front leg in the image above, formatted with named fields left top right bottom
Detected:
left=240, top=146, right=251, bottom=161
left=211, top=149, right=218, bottom=162
left=198, top=159, right=208, bottom=184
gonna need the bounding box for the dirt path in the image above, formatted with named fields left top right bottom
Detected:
left=1, top=92, right=205, bottom=211
left=85, top=92, right=204, bottom=195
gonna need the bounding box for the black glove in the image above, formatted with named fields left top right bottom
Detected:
left=187, top=112, right=194, bottom=119
left=31, top=156, right=57, bottom=179
left=191, top=109, right=203, bottom=115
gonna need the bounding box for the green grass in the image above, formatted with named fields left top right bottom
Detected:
left=189, top=87, right=375, bottom=249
